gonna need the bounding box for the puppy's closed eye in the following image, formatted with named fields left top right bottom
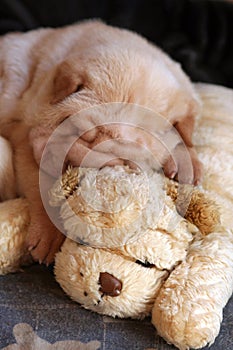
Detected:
left=75, top=84, right=84, bottom=93
left=51, top=60, right=85, bottom=104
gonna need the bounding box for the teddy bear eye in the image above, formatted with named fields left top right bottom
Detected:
left=135, top=260, right=155, bottom=268
left=80, top=272, right=84, bottom=277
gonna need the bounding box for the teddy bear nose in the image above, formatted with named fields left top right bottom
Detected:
left=99, top=272, right=122, bottom=297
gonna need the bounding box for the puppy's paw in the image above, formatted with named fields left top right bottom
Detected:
left=163, top=145, right=203, bottom=185
left=26, top=220, right=65, bottom=265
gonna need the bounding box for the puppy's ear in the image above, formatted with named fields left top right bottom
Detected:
left=51, top=60, right=84, bottom=104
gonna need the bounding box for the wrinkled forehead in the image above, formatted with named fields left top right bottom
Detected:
left=67, top=44, right=154, bottom=78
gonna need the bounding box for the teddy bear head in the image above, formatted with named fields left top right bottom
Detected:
left=50, top=166, right=220, bottom=319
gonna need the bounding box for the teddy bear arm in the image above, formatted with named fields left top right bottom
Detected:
left=152, top=231, right=233, bottom=350
left=0, top=198, right=31, bottom=275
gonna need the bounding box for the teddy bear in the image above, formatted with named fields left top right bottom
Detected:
left=0, top=83, right=233, bottom=350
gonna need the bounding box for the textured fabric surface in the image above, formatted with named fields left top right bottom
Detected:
left=0, top=0, right=233, bottom=88
left=0, top=264, right=233, bottom=349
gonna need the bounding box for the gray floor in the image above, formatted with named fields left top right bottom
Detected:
left=0, top=264, right=233, bottom=350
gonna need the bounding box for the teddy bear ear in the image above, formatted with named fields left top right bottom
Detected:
left=51, top=60, right=84, bottom=104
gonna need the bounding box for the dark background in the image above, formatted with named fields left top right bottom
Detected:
left=0, top=0, right=233, bottom=88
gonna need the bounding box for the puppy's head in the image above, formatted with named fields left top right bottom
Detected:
left=23, top=33, right=196, bottom=175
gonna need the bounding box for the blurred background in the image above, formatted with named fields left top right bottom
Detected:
left=1, top=0, right=233, bottom=88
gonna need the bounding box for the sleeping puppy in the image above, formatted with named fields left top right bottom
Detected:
left=0, top=20, right=202, bottom=264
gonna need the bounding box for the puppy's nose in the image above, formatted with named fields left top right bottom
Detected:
left=99, top=272, right=122, bottom=297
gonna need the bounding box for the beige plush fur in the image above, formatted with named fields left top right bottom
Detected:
left=0, top=20, right=202, bottom=264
